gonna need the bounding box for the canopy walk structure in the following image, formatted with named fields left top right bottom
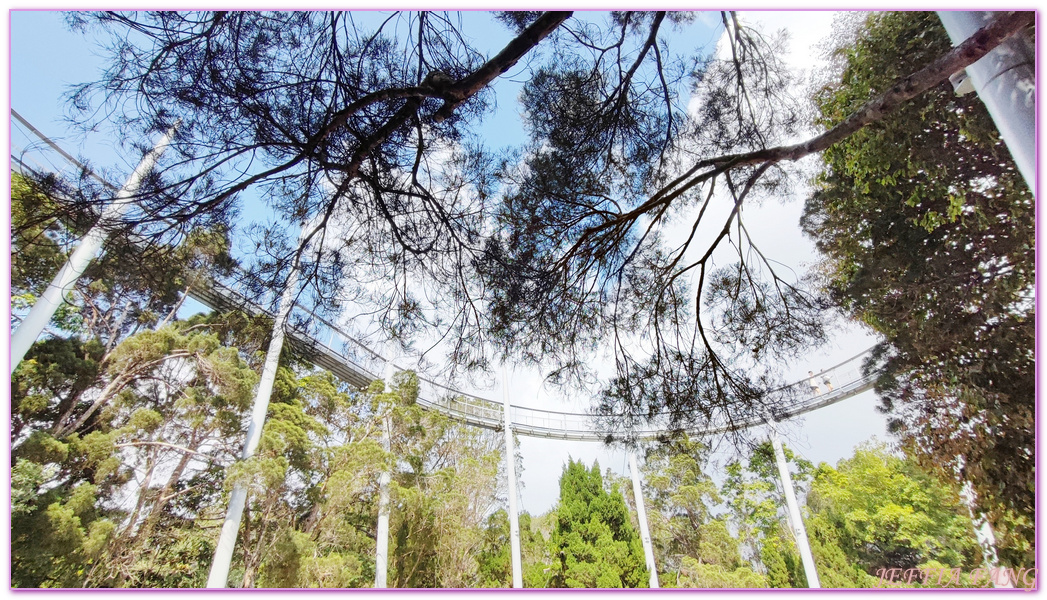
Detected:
left=12, top=110, right=882, bottom=590
left=196, top=272, right=877, bottom=440
left=12, top=109, right=877, bottom=441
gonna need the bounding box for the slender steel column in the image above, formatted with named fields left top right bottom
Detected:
left=11, top=122, right=179, bottom=373
left=374, top=361, right=396, bottom=588
left=502, top=367, right=523, bottom=588
left=766, top=418, right=820, bottom=589
left=374, top=414, right=393, bottom=587
left=628, top=451, right=659, bottom=588
left=206, top=252, right=300, bottom=588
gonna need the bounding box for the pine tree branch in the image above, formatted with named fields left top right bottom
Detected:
left=433, top=11, right=573, bottom=122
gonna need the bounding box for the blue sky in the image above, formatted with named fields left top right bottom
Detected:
left=8, top=9, right=891, bottom=514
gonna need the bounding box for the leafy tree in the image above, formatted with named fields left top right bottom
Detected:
left=674, top=556, right=766, bottom=588
left=723, top=441, right=824, bottom=588
left=11, top=173, right=240, bottom=448
left=720, top=441, right=989, bottom=589
left=272, top=372, right=386, bottom=587
left=801, top=11, right=1034, bottom=562
left=805, top=443, right=982, bottom=584
left=216, top=367, right=408, bottom=589
left=11, top=10, right=1036, bottom=587
left=637, top=435, right=763, bottom=587
left=10, top=476, right=116, bottom=588
left=11, top=173, right=77, bottom=306
left=380, top=375, right=502, bottom=588
left=12, top=169, right=237, bottom=354
left=803, top=515, right=877, bottom=588
left=475, top=510, right=552, bottom=588
left=250, top=371, right=505, bottom=590
left=11, top=316, right=260, bottom=588
left=640, top=437, right=720, bottom=571
left=11, top=336, right=105, bottom=441
left=476, top=510, right=514, bottom=587
left=549, top=459, right=648, bottom=588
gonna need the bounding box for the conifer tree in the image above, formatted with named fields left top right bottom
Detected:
left=549, top=459, right=648, bottom=588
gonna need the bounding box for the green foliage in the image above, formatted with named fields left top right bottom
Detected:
left=251, top=370, right=385, bottom=589
left=759, top=536, right=802, bottom=588
left=476, top=510, right=514, bottom=587
left=11, top=314, right=263, bottom=588
left=11, top=336, right=105, bottom=438
left=9, top=320, right=1005, bottom=590
left=117, top=525, right=215, bottom=588
left=639, top=436, right=766, bottom=587
left=11, top=173, right=73, bottom=298
left=641, top=437, right=720, bottom=570
left=805, top=443, right=981, bottom=579
left=723, top=441, right=812, bottom=570
left=11, top=481, right=116, bottom=588
left=386, top=376, right=503, bottom=588
left=805, top=514, right=878, bottom=587
left=549, top=459, right=648, bottom=588
left=476, top=510, right=553, bottom=588
left=723, top=441, right=818, bottom=588
left=12, top=459, right=49, bottom=516
left=673, top=556, right=767, bottom=588
left=260, top=529, right=363, bottom=588
left=249, top=371, right=503, bottom=589
left=802, top=11, right=1034, bottom=562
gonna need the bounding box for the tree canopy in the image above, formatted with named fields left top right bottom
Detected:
left=549, top=459, right=648, bottom=587
left=53, top=10, right=1034, bottom=437
left=10, top=10, right=1036, bottom=588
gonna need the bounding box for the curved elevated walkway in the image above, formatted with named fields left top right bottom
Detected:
left=190, top=273, right=877, bottom=441
left=13, top=111, right=879, bottom=442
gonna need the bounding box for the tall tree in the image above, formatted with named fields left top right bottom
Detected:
left=638, top=436, right=766, bottom=587
left=386, top=380, right=503, bottom=588
left=549, top=459, right=649, bottom=588
left=723, top=441, right=813, bottom=588
left=263, top=371, right=387, bottom=587
left=801, top=11, right=1034, bottom=563
left=60, top=11, right=1033, bottom=437
left=11, top=315, right=260, bottom=588
left=476, top=510, right=553, bottom=588
left=11, top=173, right=77, bottom=314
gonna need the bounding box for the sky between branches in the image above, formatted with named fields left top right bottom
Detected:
left=7, top=9, right=892, bottom=513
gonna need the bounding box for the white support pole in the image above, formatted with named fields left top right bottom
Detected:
left=937, top=11, right=1035, bottom=190
left=11, top=123, right=179, bottom=374
left=628, top=451, right=659, bottom=589
left=374, top=360, right=396, bottom=588
left=502, top=366, right=523, bottom=588
left=206, top=259, right=300, bottom=588
left=766, top=418, right=821, bottom=589
left=962, top=482, right=1012, bottom=588
left=374, top=415, right=393, bottom=588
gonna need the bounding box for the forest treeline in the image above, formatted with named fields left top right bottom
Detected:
left=7, top=195, right=1006, bottom=587
left=7, top=273, right=1001, bottom=589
